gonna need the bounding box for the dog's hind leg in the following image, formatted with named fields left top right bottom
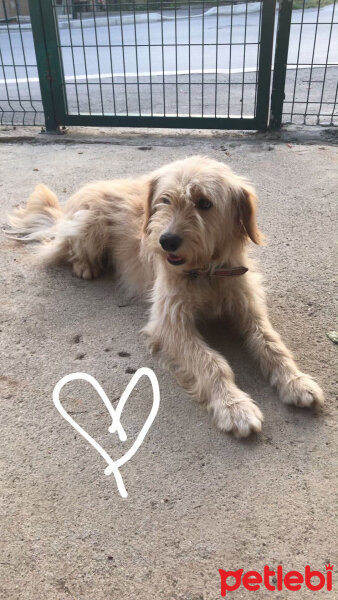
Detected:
left=33, top=208, right=104, bottom=279
left=66, top=213, right=110, bottom=280
left=7, top=186, right=108, bottom=279
left=71, top=247, right=103, bottom=280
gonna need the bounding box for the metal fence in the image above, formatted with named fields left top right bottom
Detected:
left=0, top=0, right=44, bottom=125
left=0, top=0, right=337, bottom=130
left=55, top=0, right=269, bottom=126
left=275, top=0, right=337, bottom=126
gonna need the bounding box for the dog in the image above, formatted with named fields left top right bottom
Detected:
left=5, top=155, right=324, bottom=437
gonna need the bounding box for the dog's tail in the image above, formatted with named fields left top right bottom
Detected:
left=5, top=184, right=63, bottom=243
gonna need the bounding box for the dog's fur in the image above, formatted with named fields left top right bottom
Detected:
left=6, top=156, right=324, bottom=436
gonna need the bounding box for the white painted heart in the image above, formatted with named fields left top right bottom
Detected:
left=52, top=368, right=160, bottom=498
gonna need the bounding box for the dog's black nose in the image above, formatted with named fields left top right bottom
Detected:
left=159, top=233, right=183, bottom=252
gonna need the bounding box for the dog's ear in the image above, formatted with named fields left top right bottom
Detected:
left=143, top=177, right=157, bottom=234
left=237, top=183, right=264, bottom=245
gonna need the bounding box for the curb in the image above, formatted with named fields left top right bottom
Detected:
left=0, top=126, right=336, bottom=147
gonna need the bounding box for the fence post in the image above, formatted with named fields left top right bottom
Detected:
left=255, top=0, right=277, bottom=131
left=270, top=0, right=293, bottom=130
left=28, top=0, right=67, bottom=131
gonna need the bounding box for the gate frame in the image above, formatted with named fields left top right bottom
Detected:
left=28, top=0, right=68, bottom=131
left=270, top=0, right=293, bottom=130
left=30, top=0, right=277, bottom=132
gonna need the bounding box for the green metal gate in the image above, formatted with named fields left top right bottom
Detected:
left=28, top=0, right=277, bottom=131
left=2, top=1, right=336, bottom=131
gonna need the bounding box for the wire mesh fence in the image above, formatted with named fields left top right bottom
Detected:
left=0, top=0, right=44, bottom=125
left=57, top=0, right=264, bottom=120
left=0, top=0, right=337, bottom=128
left=283, top=0, right=337, bottom=125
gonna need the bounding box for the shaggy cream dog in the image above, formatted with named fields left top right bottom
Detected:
left=6, top=156, right=324, bottom=437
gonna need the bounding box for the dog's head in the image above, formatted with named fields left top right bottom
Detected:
left=144, top=156, right=263, bottom=271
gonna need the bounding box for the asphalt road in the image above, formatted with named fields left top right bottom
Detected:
left=1, top=5, right=336, bottom=81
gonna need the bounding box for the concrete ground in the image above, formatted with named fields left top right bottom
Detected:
left=0, top=127, right=337, bottom=599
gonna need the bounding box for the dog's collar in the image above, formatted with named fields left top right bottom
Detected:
left=183, top=264, right=248, bottom=280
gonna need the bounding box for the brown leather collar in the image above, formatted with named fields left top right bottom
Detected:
left=184, top=265, right=248, bottom=280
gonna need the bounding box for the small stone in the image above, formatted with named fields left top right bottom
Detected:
left=327, top=331, right=338, bottom=345
left=125, top=367, right=136, bottom=374
left=118, top=351, right=130, bottom=357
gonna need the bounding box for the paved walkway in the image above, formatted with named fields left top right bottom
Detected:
left=0, top=129, right=337, bottom=599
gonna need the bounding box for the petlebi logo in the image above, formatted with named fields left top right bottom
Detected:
left=53, top=368, right=160, bottom=498
left=219, top=563, right=334, bottom=596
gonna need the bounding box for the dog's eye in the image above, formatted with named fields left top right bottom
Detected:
left=161, top=197, right=171, bottom=205
left=197, top=198, right=212, bottom=210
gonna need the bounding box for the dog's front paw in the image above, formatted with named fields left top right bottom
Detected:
left=209, top=390, right=264, bottom=438
left=281, top=373, right=324, bottom=408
